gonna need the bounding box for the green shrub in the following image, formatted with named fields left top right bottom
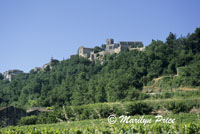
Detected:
left=18, top=115, right=37, bottom=125
left=126, top=102, right=153, bottom=115
left=165, top=101, right=193, bottom=113
left=36, top=112, right=58, bottom=124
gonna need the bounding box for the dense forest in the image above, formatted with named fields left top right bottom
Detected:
left=0, top=28, right=200, bottom=109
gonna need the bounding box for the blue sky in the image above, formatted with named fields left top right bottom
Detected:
left=0, top=0, right=200, bottom=73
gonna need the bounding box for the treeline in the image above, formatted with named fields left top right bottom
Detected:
left=18, top=97, right=200, bottom=125
left=0, top=28, right=200, bottom=108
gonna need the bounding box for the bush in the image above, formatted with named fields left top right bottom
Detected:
left=126, top=102, right=153, bottom=115
left=98, top=104, right=112, bottom=118
left=18, top=115, right=37, bottom=125
left=60, top=98, right=200, bottom=121
left=165, top=101, right=193, bottom=113
left=36, top=112, right=58, bottom=124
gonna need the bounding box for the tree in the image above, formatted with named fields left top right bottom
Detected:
left=1, top=28, right=200, bottom=108
left=0, top=73, right=3, bottom=80
left=101, top=44, right=106, bottom=50
left=94, top=46, right=103, bottom=53
left=166, top=32, right=176, bottom=45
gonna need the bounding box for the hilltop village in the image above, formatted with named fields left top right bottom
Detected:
left=3, top=38, right=145, bottom=81
left=3, top=58, right=59, bottom=81
left=78, top=38, right=145, bottom=62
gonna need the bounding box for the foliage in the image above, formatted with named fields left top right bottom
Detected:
left=52, top=98, right=200, bottom=122
left=0, top=73, right=3, bottom=80
left=126, top=102, right=153, bottom=115
left=93, top=46, right=103, bottom=53
left=1, top=122, right=200, bottom=134
left=18, top=116, right=37, bottom=125
left=0, top=28, right=200, bottom=108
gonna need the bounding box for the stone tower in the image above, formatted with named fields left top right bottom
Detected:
left=106, top=38, right=114, bottom=45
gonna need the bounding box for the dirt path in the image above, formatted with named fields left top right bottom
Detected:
left=144, top=75, right=198, bottom=92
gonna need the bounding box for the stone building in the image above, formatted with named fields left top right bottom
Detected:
left=106, top=38, right=114, bottom=44
left=118, top=41, right=143, bottom=48
left=4, top=69, right=24, bottom=81
left=0, top=106, right=26, bottom=126
left=41, top=58, right=60, bottom=71
left=78, top=38, right=145, bottom=62
left=78, top=46, right=94, bottom=58
left=129, top=47, right=145, bottom=51
left=106, top=43, right=119, bottom=51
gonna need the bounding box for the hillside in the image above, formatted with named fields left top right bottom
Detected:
left=0, top=28, right=200, bottom=109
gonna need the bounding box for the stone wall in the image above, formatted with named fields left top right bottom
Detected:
left=4, top=70, right=24, bottom=81
left=0, top=106, right=26, bottom=127
left=78, top=46, right=94, bottom=58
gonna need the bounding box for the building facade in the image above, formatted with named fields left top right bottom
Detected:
left=0, top=106, right=26, bottom=127
left=4, top=70, right=24, bottom=81
left=78, top=46, right=94, bottom=58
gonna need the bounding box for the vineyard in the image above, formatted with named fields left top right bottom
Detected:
left=1, top=123, right=200, bottom=134
left=1, top=98, right=200, bottom=133
left=1, top=114, right=200, bottom=134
